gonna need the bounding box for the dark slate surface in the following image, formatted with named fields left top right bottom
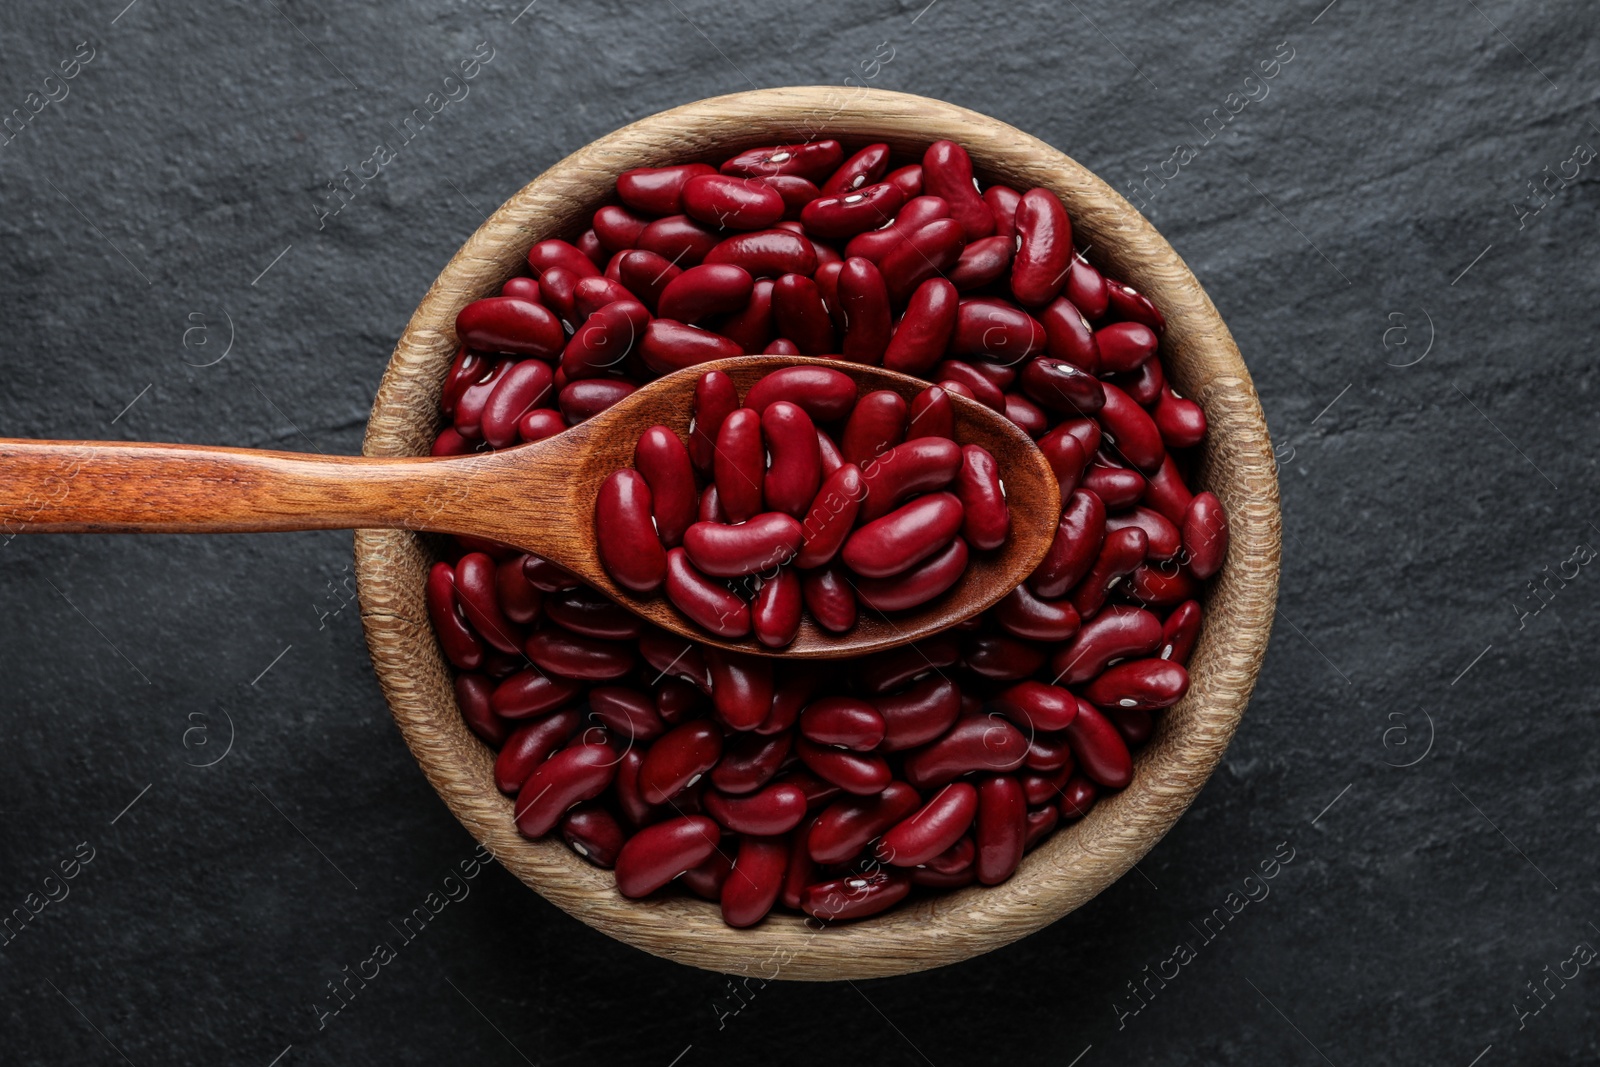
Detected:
left=1, top=0, right=1597, bottom=1063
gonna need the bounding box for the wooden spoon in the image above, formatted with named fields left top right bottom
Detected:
left=0, top=355, right=1059, bottom=658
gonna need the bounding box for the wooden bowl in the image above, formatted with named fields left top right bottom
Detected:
left=354, top=87, right=1281, bottom=980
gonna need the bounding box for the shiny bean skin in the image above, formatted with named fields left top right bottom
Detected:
left=525, top=630, right=634, bottom=681
left=1098, top=381, right=1166, bottom=473
left=633, top=424, right=697, bottom=547
left=752, top=567, right=802, bottom=649
left=1106, top=506, right=1182, bottom=561
left=903, top=715, right=1029, bottom=789
left=677, top=844, right=731, bottom=900
left=517, top=408, right=565, bottom=443
left=800, top=697, right=886, bottom=751
left=704, top=781, right=808, bottom=836
left=947, top=235, right=1014, bottom=292
left=712, top=407, right=764, bottom=523
left=1024, top=804, right=1061, bottom=850
left=844, top=194, right=949, bottom=262
left=883, top=278, right=960, bottom=375
left=771, top=274, right=836, bottom=356
left=1040, top=297, right=1100, bottom=373
left=1009, top=188, right=1073, bottom=306
left=656, top=263, right=754, bottom=323
left=527, top=238, right=602, bottom=280
left=1062, top=702, right=1133, bottom=789
left=936, top=360, right=1006, bottom=410
left=994, top=584, right=1080, bottom=642
left=843, top=492, right=965, bottom=578
left=1106, top=279, right=1166, bottom=333
left=721, top=139, right=843, bottom=182
left=587, top=686, right=668, bottom=745
left=800, top=870, right=911, bottom=921
left=639, top=720, right=723, bottom=804
left=638, top=628, right=710, bottom=690
left=481, top=360, right=554, bottom=448
left=1065, top=254, right=1109, bottom=320
left=453, top=552, right=522, bottom=654
left=456, top=297, right=565, bottom=358
left=494, top=710, right=580, bottom=794
left=711, top=731, right=792, bottom=795
left=1024, top=733, right=1075, bottom=774
left=426, top=562, right=484, bottom=670
left=1059, top=774, right=1098, bottom=820
left=796, top=462, right=864, bottom=569
left=1183, top=491, right=1229, bottom=579
left=922, top=834, right=976, bottom=875
left=664, top=548, right=751, bottom=638
left=975, top=775, right=1026, bottom=884
left=759, top=174, right=821, bottom=218
left=559, top=378, right=636, bottom=424
left=1083, top=659, right=1190, bottom=711
left=1154, top=386, right=1207, bottom=448
left=561, top=804, right=626, bottom=868
left=499, top=277, right=542, bottom=303
left=682, top=513, right=803, bottom=578
left=884, top=163, right=923, bottom=198
left=859, top=634, right=960, bottom=695
left=688, top=369, right=738, bottom=475
left=880, top=218, right=967, bottom=304
left=1021, top=355, right=1106, bottom=415
left=681, top=173, right=787, bottom=230
left=1095, top=321, right=1159, bottom=374
left=1080, top=462, right=1146, bottom=511
left=796, top=738, right=892, bottom=796
left=756, top=666, right=814, bottom=734
left=995, top=681, right=1080, bottom=732
left=841, top=390, right=907, bottom=468
left=636, top=214, right=721, bottom=266
left=859, top=437, right=963, bottom=522
left=616, top=162, right=717, bottom=215
left=495, top=556, right=543, bottom=625
left=1123, top=562, right=1200, bottom=608
left=1071, top=526, right=1148, bottom=619
left=455, top=673, right=503, bottom=745
left=807, top=781, right=922, bottom=864
left=615, top=249, right=682, bottom=313
left=1050, top=605, right=1165, bottom=686
left=800, top=182, right=905, bottom=240
left=802, top=564, right=857, bottom=633
left=432, top=427, right=475, bottom=456
left=720, top=835, right=790, bottom=928
left=440, top=349, right=488, bottom=417
left=765, top=338, right=801, bottom=355
left=1117, top=357, right=1166, bottom=407
left=702, top=228, right=818, bottom=277
left=1160, top=599, right=1203, bottom=664
left=656, top=677, right=705, bottom=724
left=955, top=444, right=1010, bottom=551
left=514, top=740, right=616, bottom=838
left=592, top=204, right=651, bottom=253
left=857, top=537, right=968, bottom=612
left=573, top=276, right=635, bottom=320
left=984, top=184, right=1022, bottom=238
left=1143, top=453, right=1196, bottom=525
left=762, top=401, right=822, bottom=517
left=742, top=366, right=857, bottom=421
left=820, top=142, right=890, bottom=195
left=705, top=648, right=775, bottom=731
left=906, top=385, right=956, bottom=440
left=595, top=470, right=667, bottom=593
left=542, top=588, right=640, bottom=641
left=538, top=267, right=580, bottom=326
left=639, top=319, right=743, bottom=375
left=489, top=669, right=582, bottom=719
left=876, top=782, right=978, bottom=866
left=1030, top=489, right=1107, bottom=599
left=963, top=632, right=1047, bottom=681
left=614, top=816, right=722, bottom=898
left=922, top=140, right=994, bottom=240
left=837, top=257, right=894, bottom=364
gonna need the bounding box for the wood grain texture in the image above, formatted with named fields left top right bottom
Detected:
left=354, top=87, right=1281, bottom=980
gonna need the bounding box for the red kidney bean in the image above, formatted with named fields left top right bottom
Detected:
left=975, top=775, right=1026, bottom=884
left=1095, top=322, right=1158, bottom=376
left=800, top=697, right=885, bottom=751
left=1040, top=296, right=1100, bottom=373
left=966, top=358, right=1017, bottom=391
left=1024, top=804, right=1060, bottom=849
left=904, top=715, right=1029, bottom=788
left=515, top=740, right=617, bottom=838
left=525, top=630, right=633, bottom=681
left=441, top=349, right=488, bottom=418
left=489, top=668, right=581, bottom=720
left=682, top=513, right=802, bottom=579
left=751, top=567, right=802, bottom=649
left=705, top=648, right=774, bottom=731
left=743, top=366, right=857, bottom=420
left=836, top=257, right=893, bottom=364
left=613, top=748, right=655, bottom=826
left=1010, top=188, right=1073, bottom=306
left=936, top=360, right=1006, bottom=411
left=909, top=867, right=976, bottom=889
left=945, top=234, right=1014, bottom=292
left=617, top=162, right=716, bottom=215
left=984, top=184, right=1022, bottom=238
left=859, top=634, right=960, bottom=695
left=963, top=632, right=1047, bottom=681
left=712, top=730, right=792, bottom=795
left=455, top=673, right=503, bottom=745
left=578, top=230, right=607, bottom=267
left=1154, top=387, right=1207, bottom=449
left=456, top=297, right=564, bottom=359
left=843, top=492, right=964, bottom=578
left=802, top=564, right=857, bottom=633
left=592, top=204, right=651, bottom=253
left=1161, top=599, right=1203, bottom=663
left=528, top=238, right=602, bottom=280
left=657, top=677, right=705, bottom=725
left=697, top=486, right=722, bottom=529
left=844, top=194, right=949, bottom=262
left=538, top=267, right=580, bottom=327
left=922, top=834, right=976, bottom=875
left=495, top=556, right=543, bottom=625
left=922, top=140, right=994, bottom=240
left=682, top=371, right=736, bottom=478
left=573, top=276, right=635, bottom=320
left=858, top=533, right=968, bottom=610
left=1107, top=506, right=1182, bottom=561
left=559, top=378, right=635, bottom=424
left=759, top=174, right=821, bottom=218
left=761, top=401, right=822, bottom=517
left=1071, top=526, right=1147, bottom=619
left=807, top=781, right=921, bottom=864
left=995, top=681, right=1080, bottom=733
left=1056, top=415, right=1102, bottom=458
left=1031, top=489, right=1106, bottom=598
left=720, top=834, right=789, bottom=928
left=1063, top=702, right=1132, bottom=789
left=939, top=379, right=975, bottom=402
left=722, top=139, right=843, bottom=182
left=820, top=143, right=890, bottom=195
left=632, top=424, right=696, bottom=548
left=615, top=249, right=682, bottom=313
left=638, top=628, right=709, bottom=690
left=427, top=562, right=485, bottom=670
left=813, top=258, right=843, bottom=322
left=1124, top=562, right=1200, bottom=608
left=1065, top=254, right=1109, bottom=320
left=705, top=781, right=808, bottom=836
left=994, top=584, right=1079, bottom=642
left=615, top=815, right=721, bottom=898
left=711, top=407, right=764, bottom=523
left=876, top=782, right=978, bottom=866
left=707, top=285, right=769, bottom=356
left=906, top=385, right=955, bottom=440
left=638, top=720, right=723, bottom=805
left=883, top=278, right=959, bottom=375
left=656, top=263, right=753, bottom=324
left=663, top=548, right=751, bottom=638
left=796, top=738, right=891, bottom=796
left=544, top=587, right=640, bottom=641
left=1084, top=659, right=1190, bottom=711
left=858, top=437, right=962, bottom=522
left=595, top=470, right=667, bottom=594
left=1021, top=765, right=1071, bottom=807
left=494, top=709, right=581, bottom=794
left=800, top=182, right=905, bottom=240
left=770, top=274, right=836, bottom=355
left=1081, top=460, right=1146, bottom=510
left=561, top=804, right=626, bottom=868
left=702, top=228, right=818, bottom=277
left=638, top=319, right=742, bottom=375
left=840, top=390, right=906, bottom=468
left=1059, top=774, right=1098, bottom=820
left=1117, top=357, right=1165, bottom=407
left=499, top=277, right=542, bottom=303
left=1024, top=732, right=1075, bottom=774
left=1098, top=381, right=1166, bottom=474
left=884, top=162, right=923, bottom=198
left=452, top=552, right=521, bottom=654
left=795, top=462, right=864, bottom=568
left=1050, top=605, right=1164, bottom=686
left=1142, top=452, right=1195, bottom=525
left=1183, top=491, right=1228, bottom=579
left=517, top=408, right=565, bottom=443
left=1106, top=279, right=1165, bottom=333
left=1021, top=355, right=1105, bottom=415
left=431, top=428, right=475, bottom=457
left=480, top=360, right=554, bottom=448
left=800, top=869, right=911, bottom=921
left=586, top=685, right=667, bottom=745
left=762, top=338, right=798, bottom=354
left=870, top=676, right=958, bottom=754
left=756, top=666, right=814, bottom=735
left=955, top=444, right=1009, bottom=551
left=880, top=218, right=966, bottom=304
left=681, top=173, right=786, bottom=230
left=636, top=214, right=721, bottom=266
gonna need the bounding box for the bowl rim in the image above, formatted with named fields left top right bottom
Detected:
left=355, top=85, right=1281, bottom=981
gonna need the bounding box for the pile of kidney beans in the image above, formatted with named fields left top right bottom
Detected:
left=427, top=137, right=1230, bottom=927
left=596, top=364, right=1013, bottom=646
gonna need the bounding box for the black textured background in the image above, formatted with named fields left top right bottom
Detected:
left=2, top=1, right=1597, bottom=1064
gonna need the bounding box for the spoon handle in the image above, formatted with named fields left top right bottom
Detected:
left=0, top=438, right=545, bottom=542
